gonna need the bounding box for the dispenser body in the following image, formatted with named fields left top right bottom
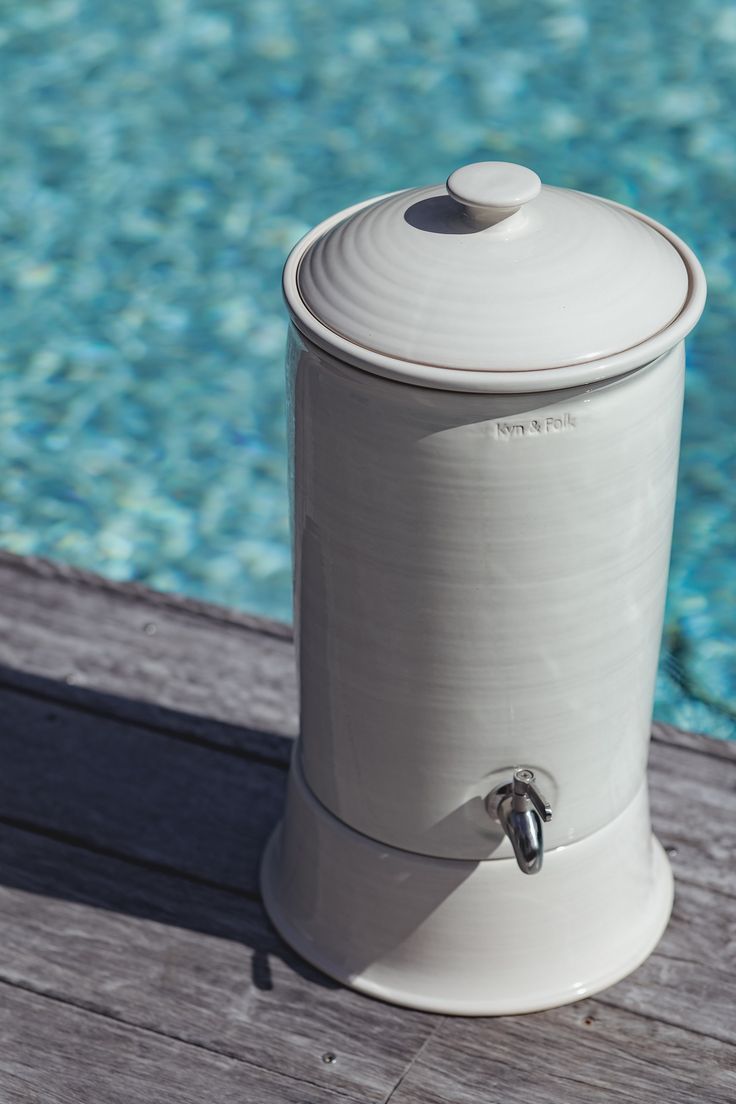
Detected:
left=261, top=161, right=705, bottom=1013
left=260, top=327, right=681, bottom=1014
left=290, top=328, right=684, bottom=860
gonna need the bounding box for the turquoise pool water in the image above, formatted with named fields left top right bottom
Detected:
left=0, top=0, right=734, bottom=736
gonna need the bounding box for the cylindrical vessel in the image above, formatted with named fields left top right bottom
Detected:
left=262, top=162, right=706, bottom=1014
left=292, top=334, right=683, bottom=859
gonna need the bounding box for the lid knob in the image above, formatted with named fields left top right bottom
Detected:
left=446, top=161, right=542, bottom=227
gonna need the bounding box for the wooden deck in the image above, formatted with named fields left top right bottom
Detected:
left=0, top=548, right=732, bottom=1103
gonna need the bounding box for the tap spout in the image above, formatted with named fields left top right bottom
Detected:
left=489, top=768, right=552, bottom=875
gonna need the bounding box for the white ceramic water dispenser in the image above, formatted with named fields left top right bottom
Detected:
left=260, top=162, right=706, bottom=1014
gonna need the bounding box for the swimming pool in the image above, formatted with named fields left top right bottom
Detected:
left=0, top=0, right=734, bottom=736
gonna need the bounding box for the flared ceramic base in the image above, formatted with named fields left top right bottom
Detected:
left=261, top=756, right=673, bottom=1016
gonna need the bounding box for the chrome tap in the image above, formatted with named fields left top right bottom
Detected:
left=487, top=768, right=552, bottom=875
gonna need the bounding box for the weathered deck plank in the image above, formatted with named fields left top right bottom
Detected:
left=0, top=981, right=366, bottom=1104
left=0, top=550, right=732, bottom=1103
left=386, top=1001, right=736, bottom=1104
left=0, top=550, right=297, bottom=748
left=0, top=686, right=286, bottom=891
left=0, top=826, right=434, bottom=1102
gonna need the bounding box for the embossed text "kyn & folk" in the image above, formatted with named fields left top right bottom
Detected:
left=494, top=413, right=576, bottom=440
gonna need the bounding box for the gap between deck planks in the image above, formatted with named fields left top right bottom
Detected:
left=0, top=550, right=733, bottom=1103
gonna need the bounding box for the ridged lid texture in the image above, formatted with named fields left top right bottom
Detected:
left=296, top=162, right=690, bottom=373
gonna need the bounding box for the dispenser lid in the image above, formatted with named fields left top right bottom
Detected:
left=293, top=161, right=694, bottom=376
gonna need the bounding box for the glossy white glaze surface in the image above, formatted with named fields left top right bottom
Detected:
left=291, top=331, right=684, bottom=858
left=261, top=756, right=673, bottom=1016
left=292, top=165, right=700, bottom=378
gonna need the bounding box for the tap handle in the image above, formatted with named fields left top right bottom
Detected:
left=512, top=768, right=552, bottom=821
